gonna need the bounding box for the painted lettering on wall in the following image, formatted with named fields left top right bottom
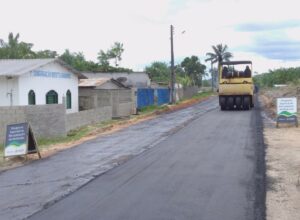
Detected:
left=32, top=70, right=71, bottom=79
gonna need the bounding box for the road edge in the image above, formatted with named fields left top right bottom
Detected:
left=253, top=97, right=267, bottom=220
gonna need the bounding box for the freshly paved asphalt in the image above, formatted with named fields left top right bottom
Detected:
left=29, top=101, right=265, bottom=220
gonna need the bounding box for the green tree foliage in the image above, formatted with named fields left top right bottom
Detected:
left=254, top=67, right=300, bottom=87
left=97, top=42, right=125, bottom=67
left=177, top=75, right=192, bottom=87
left=97, top=50, right=110, bottom=69
left=108, top=42, right=124, bottom=67
left=0, top=33, right=131, bottom=72
left=0, top=33, right=36, bottom=58
left=60, top=50, right=90, bottom=71
left=145, top=62, right=170, bottom=83
left=181, top=56, right=206, bottom=86
left=205, top=43, right=233, bottom=67
left=35, top=50, right=58, bottom=58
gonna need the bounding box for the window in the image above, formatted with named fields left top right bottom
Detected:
left=46, top=90, right=58, bottom=104
left=66, top=90, right=71, bottom=109
left=28, top=90, right=36, bottom=105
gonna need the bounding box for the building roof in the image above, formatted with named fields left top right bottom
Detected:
left=82, top=72, right=150, bottom=88
left=79, top=78, right=128, bottom=88
left=0, top=58, right=85, bottom=78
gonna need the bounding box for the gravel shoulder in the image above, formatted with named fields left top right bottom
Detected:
left=260, top=90, right=300, bottom=220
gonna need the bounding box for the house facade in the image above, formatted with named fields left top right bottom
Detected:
left=0, top=59, right=83, bottom=113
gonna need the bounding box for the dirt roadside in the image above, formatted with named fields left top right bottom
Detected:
left=260, top=87, right=300, bottom=220
left=0, top=94, right=214, bottom=172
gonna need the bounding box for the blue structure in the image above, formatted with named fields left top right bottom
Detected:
left=137, top=88, right=170, bottom=109
left=137, top=88, right=154, bottom=109
left=156, top=88, right=170, bottom=106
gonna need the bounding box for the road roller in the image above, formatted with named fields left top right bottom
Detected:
left=218, top=60, right=254, bottom=110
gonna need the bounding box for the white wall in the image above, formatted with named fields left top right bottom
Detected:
left=18, top=62, right=79, bottom=113
left=0, top=76, right=19, bottom=106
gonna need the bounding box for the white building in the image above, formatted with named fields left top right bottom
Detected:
left=0, top=59, right=84, bottom=113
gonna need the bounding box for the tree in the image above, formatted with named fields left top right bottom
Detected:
left=97, top=42, right=124, bottom=68
left=97, top=50, right=110, bottom=70
left=35, top=50, right=58, bottom=58
left=108, top=42, right=124, bottom=67
left=205, top=43, right=233, bottom=89
left=145, top=62, right=170, bottom=83
left=0, top=33, right=35, bottom=58
left=181, top=56, right=206, bottom=86
left=60, top=49, right=92, bottom=71
left=205, top=44, right=233, bottom=66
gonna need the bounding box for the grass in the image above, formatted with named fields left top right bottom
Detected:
left=190, top=91, right=214, bottom=100
left=138, top=105, right=168, bottom=114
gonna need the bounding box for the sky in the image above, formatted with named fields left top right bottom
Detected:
left=1, top=0, right=300, bottom=73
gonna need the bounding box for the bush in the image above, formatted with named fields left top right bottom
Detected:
left=254, top=67, right=300, bottom=87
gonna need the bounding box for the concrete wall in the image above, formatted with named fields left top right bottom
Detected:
left=0, top=104, right=66, bottom=143
left=66, top=106, right=112, bottom=131
left=0, top=104, right=113, bottom=143
left=79, top=89, right=133, bottom=118
left=176, top=86, right=199, bottom=101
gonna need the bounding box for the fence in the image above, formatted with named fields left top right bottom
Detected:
left=65, top=106, right=112, bottom=132
left=157, top=88, right=170, bottom=106
left=137, top=88, right=170, bottom=109
left=137, top=88, right=154, bottom=109
left=0, top=104, right=66, bottom=143
left=0, top=104, right=113, bottom=143
left=136, top=87, right=199, bottom=109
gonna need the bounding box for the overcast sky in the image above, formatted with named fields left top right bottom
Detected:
left=1, top=0, right=300, bottom=73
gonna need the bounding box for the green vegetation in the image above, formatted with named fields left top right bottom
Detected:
left=145, top=56, right=206, bottom=87
left=0, top=32, right=132, bottom=73
left=254, top=67, right=300, bottom=87
left=139, top=105, right=168, bottom=114
left=205, top=44, right=233, bottom=68
left=189, top=91, right=214, bottom=100
left=205, top=44, right=233, bottom=86
left=145, top=61, right=170, bottom=83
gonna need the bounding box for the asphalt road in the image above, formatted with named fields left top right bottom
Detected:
left=29, top=101, right=265, bottom=220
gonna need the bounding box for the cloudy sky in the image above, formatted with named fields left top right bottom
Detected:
left=1, top=0, right=300, bottom=73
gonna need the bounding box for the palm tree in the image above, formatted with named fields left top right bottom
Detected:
left=109, top=42, right=124, bottom=67
left=205, top=44, right=233, bottom=65
left=205, top=44, right=233, bottom=89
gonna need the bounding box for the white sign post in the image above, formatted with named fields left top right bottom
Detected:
left=276, top=97, right=298, bottom=128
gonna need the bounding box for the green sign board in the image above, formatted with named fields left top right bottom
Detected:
left=276, top=97, right=298, bottom=127
left=4, top=122, right=41, bottom=158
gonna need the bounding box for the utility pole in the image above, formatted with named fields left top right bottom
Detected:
left=170, top=25, right=175, bottom=104
left=211, top=61, right=213, bottom=92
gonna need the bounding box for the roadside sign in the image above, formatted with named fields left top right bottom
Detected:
left=276, top=97, right=298, bottom=127
left=4, top=122, right=41, bottom=158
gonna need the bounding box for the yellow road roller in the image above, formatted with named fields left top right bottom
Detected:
left=218, top=61, right=254, bottom=110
